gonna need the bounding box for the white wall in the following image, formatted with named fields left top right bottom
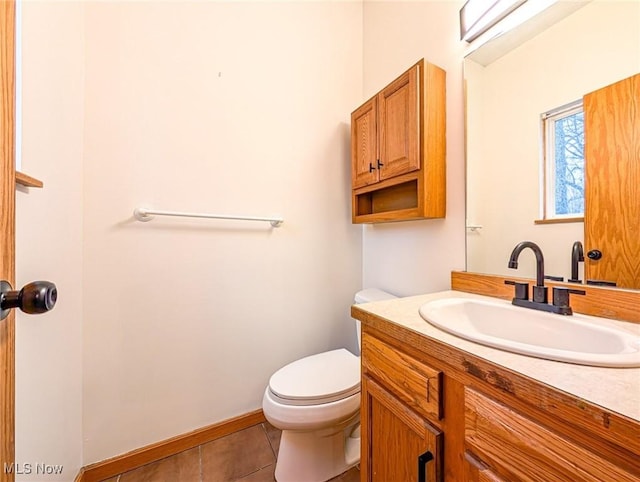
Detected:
left=81, top=1, right=363, bottom=463
left=15, top=2, right=85, bottom=480
left=466, top=0, right=640, bottom=281
left=15, top=0, right=470, bottom=470
left=361, top=1, right=467, bottom=296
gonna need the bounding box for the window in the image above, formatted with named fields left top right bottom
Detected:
left=541, top=101, right=584, bottom=220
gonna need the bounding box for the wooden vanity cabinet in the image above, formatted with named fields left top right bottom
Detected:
left=359, top=323, right=640, bottom=482
left=351, top=59, right=446, bottom=224
left=361, top=332, right=444, bottom=481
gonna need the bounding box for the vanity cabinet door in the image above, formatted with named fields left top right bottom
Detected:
left=465, top=388, right=639, bottom=482
left=362, top=375, right=443, bottom=482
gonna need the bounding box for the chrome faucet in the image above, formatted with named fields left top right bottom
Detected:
left=569, top=241, right=584, bottom=283
left=506, top=241, right=585, bottom=315
left=508, top=241, right=547, bottom=303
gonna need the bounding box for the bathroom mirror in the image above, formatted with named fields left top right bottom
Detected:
left=464, top=1, right=640, bottom=287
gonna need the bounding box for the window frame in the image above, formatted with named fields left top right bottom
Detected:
left=540, top=99, right=585, bottom=223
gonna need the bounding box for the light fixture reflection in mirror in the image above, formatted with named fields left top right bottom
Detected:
left=464, top=0, right=640, bottom=287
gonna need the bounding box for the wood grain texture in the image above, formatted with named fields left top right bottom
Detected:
left=584, top=73, right=640, bottom=289
left=79, top=410, right=266, bottom=482
left=464, top=451, right=507, bottom=482
left=362, top=332, right=442, bottom=422
left=351, top=59, right=446, bottom=223
left=351, top=96, right=378, bottom=190
left=0, top=1, right=16, bottom=481
left=420, top=61, right=446, bottom=219
left=465, top=388, right=639, bottom=481
left=451, top=271, right=640, bottom=324
left=378, top=64, right=419, bottom=181
left=356, top=319, right=640, bottom=475
left=362, top=376, right=442, bottom=482
left=15, top=171, right=43, bottom=188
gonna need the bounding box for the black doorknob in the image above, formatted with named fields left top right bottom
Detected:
left=0, top=280, right=57, bottom=321
left=587, top=249, right=603, bottom=260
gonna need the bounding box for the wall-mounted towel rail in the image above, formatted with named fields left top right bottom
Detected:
left=134, top=207, right=284, bottom=227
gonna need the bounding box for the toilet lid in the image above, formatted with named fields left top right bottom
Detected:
left=268, top=349, right=361, bottom=405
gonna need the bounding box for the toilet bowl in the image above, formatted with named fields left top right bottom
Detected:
left=262, top=289, right=397, bottom=482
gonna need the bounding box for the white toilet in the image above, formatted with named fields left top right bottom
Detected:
left=262, top=288, right=397, bottom=482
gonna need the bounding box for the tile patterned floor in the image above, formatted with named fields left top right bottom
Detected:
left=101, top=422, right=360, bottom=482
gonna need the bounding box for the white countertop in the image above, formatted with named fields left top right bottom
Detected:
left=356, top=290, right=640, bottom=422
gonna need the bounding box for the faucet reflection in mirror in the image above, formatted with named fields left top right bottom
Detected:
left=569, top=241, right=584, bottom=284
left=507, top=241, right=585, bottom=315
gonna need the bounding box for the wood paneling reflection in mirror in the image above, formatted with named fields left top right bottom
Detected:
left=584, top=73, right=640, bottom=289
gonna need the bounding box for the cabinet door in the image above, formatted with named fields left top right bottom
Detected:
left=362, top=375, right=442, bottom=482
left=378, top=64, right=420, bottom=182
left=584, top=73, right=640, bottom=288
left=351, top=97, right=379, bottom=189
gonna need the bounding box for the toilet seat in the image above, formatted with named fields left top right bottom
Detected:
left=268, top=349, right=360, bottom=406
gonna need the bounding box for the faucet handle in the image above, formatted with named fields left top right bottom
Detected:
left=544, top=275, right=564, bottom=282
left=552, top=287, right=586, bottom=314
left=505, top=280, right=529, bottom=301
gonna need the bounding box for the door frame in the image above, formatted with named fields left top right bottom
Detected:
left=1, top=1, right=17, bottom=481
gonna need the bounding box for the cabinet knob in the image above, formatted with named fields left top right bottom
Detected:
left=369, top=162, right=376, bottom=173
left=377, top=159, right=384, bottom=169
left=587, top=249, right=603, bottom=260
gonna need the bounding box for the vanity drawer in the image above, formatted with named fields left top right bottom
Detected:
left=361, top=332, right=443, bottom=422
left=464, top=387, right=639, bottom=482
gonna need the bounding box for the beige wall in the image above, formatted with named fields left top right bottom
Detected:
left=16, top=1, right=85, bottom=480
left=466, top=0, right=640, bottom=281
left=16, top=0, right=471, bottom=470
left=361, top=1, right=467, bottom=295
left=81, top=1, right=363, bottom=462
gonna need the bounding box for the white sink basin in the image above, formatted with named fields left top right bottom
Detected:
left=418, top=297, right=640, bottom=367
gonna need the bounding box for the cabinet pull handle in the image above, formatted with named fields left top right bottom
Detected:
left=417, top=450, right=433, bottom=482
left=369, top=162, right=376, bottom=173
left=377, top=159, right=384, bottom=169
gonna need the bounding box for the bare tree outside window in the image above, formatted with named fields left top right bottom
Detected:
left=553, top=110, right=584, bottom=215
left=542, top=101, right=585, bottom=219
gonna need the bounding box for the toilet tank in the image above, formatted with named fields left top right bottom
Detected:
left=353, top=289, right=397, bottom=351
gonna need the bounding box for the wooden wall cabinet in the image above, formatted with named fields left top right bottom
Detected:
left=359, top=325, right=640, bottom=482
left=350, top=59, right=446, bottom=223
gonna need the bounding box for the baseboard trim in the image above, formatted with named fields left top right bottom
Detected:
left=77, top=409, right=266, bottom=482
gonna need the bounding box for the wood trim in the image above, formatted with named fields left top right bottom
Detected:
left=15, top=171, right=43, bottom=188
left=78, top=409, right=266, bottom=482
left=534, top=216, right=583, bottom=225
left=421, top=60, right=447, bottom=219
left=1, top=1, right=17, bottom=481
left=451, top=271, right=640, bottom=324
